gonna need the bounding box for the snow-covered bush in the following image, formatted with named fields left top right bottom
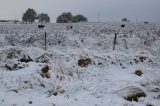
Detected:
left=117, top=86, right=146, bottom=102
left=35, top=53, right=53, bottom=63
left=4, top=60, right=28, bottom=71
left=0, top=47, right=32, bottom=62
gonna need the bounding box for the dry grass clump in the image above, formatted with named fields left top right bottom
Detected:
left=40, top=65, right=51, bottom=78
left=78, top=58, right=92, bottom=67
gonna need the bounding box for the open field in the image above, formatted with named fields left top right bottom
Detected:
left=0, top=22, right=160, bottom=106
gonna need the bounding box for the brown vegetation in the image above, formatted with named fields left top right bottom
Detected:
left=78, top=58, right=92, bottom=67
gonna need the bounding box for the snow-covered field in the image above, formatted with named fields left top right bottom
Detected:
left=0, top=22, right=160, bottom=106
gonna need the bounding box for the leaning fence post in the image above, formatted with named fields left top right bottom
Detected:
left=113, top=24, right=125, bottom=50
left=113, top=33, right=117, bottom=50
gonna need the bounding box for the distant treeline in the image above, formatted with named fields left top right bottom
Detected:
left=0, top=20, right=19, bottom=23
left=0, top=20, right=9, bottom=22
left=21, top=8, right=88, bottom=23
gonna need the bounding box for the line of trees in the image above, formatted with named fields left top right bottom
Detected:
left=22, top=8, right=88, bottom=23
left=56, top=12, right=88, bottom=23
left=22, top=8, right=50, bottom=23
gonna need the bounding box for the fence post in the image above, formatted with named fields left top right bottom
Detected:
left=44, top=32, right=47, bottom=50
left=113, top=25, right=125, bottom=51
left=113, top=33, right=117, bottom=50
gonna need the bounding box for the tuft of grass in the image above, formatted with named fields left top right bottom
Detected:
left=78, top=58, right=92, bottom=67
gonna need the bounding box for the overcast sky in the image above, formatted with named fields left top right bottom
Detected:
left=0, top=0, right=160, bottom=22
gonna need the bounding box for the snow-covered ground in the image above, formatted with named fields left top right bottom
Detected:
left=0, top=22, right=160, bottom=106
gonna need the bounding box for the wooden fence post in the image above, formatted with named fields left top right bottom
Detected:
left=44, top=32, right=47, bottom=50
left=113, top=33, right=117, bottom=50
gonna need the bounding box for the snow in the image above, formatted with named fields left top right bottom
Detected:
left=0, top=22, right=160, bottom=106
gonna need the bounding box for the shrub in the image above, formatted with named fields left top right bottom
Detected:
left=117, top=86, right=146, bottom=102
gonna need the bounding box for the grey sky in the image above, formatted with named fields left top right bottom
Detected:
left=0, top=0, right=160, bottom=22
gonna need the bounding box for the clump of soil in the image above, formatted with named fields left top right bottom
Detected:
left=78, top=58, right=92, bottom=67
